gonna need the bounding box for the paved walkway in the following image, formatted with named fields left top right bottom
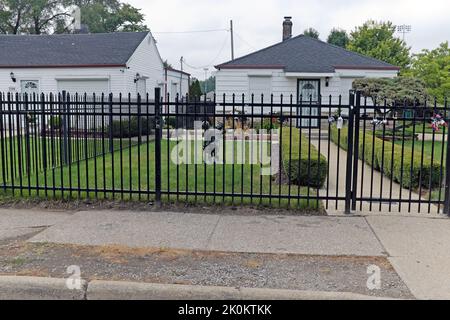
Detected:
left=2, top=208, right=449, bottom=299
left=310, top=139, right=441, bottom=215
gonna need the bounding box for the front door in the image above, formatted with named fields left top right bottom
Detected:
left=298, top=79, right=320, bottom=128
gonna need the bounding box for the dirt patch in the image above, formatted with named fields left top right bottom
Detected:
left=0, top=198, right=326, bottom=216
left=0, top=241, right=412, bottom=299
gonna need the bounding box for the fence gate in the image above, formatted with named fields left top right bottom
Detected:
left=345, top=91, right=450, bottom=215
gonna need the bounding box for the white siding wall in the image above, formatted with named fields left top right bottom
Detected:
left=215, top=68, right=398, bottom=111
left=165, top=69, right=190, bottom=101
left=126, top=33, right=165, bottom=99
left=0, top=67, right=125, bottom=96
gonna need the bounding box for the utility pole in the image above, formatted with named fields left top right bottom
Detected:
left=230, top=20, right=235, bottom=60
left=180, top=56, right=184, bottom=100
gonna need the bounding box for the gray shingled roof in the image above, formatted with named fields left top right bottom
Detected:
left=0, top=32, right=149, bottom=67
left=216, top=35, right=399, bottom=72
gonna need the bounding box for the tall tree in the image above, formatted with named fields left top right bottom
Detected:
left=0, top=0, right=27, bottom=34
left=405, top=42, right=450, bottom=103
left=303, top=27, right=319, bottom=39
left=72, top=0, right=148, bottom=33
left=189, top=79, right=202, bottom=97
left=327, top=28, right=349, bottom=48
left=26, top=0, right=72, bottom=34
left=347, top=20, right=411, bottom=69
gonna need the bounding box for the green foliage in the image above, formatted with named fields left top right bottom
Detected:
left=405, top=42, right=450, bottom=104
left=281, top=129, right=328, bottom=188
left=199, top=76, right=215, bottom=94
left=260, top=118, right=280, bottom=131
left=49, top=115, right=62, bottom=130
left=327, top=28, right=349, bottom=48
left=189, top=79, right=202, bottom=97
left=330, top=126, right=441, bottom=189
left=352, top=77, right=428, bottom=105
left=347, top=20, right=411, bottom=69
left=0, top=0, right=71, bottom=34
left=108, top=116, right=154, bottom=138
left=303, top=27, right=320, bottom=39
left=74, top=0, right=148, bottom=33
left=0, top=0, right=148, bottom=34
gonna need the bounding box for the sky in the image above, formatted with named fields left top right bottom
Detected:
left=127, top=0, right=450, bottom=79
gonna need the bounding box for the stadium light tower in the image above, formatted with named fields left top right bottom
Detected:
left=397, top=25, right=412, bottom=41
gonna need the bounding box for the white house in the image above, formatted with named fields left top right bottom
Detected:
left=215, top=17, right=399, bottom=125
left=0, top=32, right=175, bottom=100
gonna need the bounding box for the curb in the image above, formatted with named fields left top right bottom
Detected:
left=0, top=276, right=393, bottom=300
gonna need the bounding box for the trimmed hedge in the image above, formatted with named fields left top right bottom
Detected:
left=330, top=126, right=441, bottom=189
left=108, top=116, right=154, bottom=138
left=281, top=129, right=328, bottom=188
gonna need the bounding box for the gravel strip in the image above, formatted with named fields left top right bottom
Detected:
left=0, top=240, right=413, bottom=299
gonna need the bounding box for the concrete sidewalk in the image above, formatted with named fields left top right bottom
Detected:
left=28, top=210, right=385, bottom=257
left=1, top=208, right=449, bottom=299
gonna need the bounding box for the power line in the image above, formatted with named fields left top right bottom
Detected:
left=183, top=33, right=230, bottom=70
left=234, top=31, right=257, bottom=51
left=153, top=28, right=229, bottom=34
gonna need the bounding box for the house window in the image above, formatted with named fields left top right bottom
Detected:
left=20, top=80, right=39, bottom=95
left=248, top=76, right=272, bottom=100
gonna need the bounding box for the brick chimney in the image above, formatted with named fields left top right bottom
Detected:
left=282, top=17, right=293, bottom=41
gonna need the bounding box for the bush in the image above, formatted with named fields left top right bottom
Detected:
left=108, top=116, right=154, bottom=138
left=49, top=116, right=62, bottom=130
left=281, top=129, right=328, bottom=188
left=330, top=126, right=441, bottom=189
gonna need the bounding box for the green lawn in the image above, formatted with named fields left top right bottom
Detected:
left=0, top=135, right=132, bottom=185
left=394, top=140, right=447, bottom=165
left=0, top=138, right=318, bottom=209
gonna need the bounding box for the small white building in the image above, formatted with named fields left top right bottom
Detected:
left=164, top=67, right=190, bottom=101
left=215, top=17, right=399, bottom=125
left=0, top=32, right=176, bottom=100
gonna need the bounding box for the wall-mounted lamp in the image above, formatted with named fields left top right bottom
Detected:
left=325, top=77, right=330, bottom=87
left=134, top=73, right=141, bottom=83
left=10, top=72, right=16, bottom=83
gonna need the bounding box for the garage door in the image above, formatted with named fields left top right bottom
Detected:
left=57, top=79, right=110, bottom=96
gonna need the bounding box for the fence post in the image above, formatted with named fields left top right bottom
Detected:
left=40, top=93, right=47, bottom=171
left=155, top=88, right=162, bottom=204
left=345, top=91, right=355, bottom=214
left=109, top=93, right=114, bottom=153
left=444, top=98, right=450, bottom=215
left=61, top=91, right=69, bottom=165
left=351, top=91, right=361, bottom=211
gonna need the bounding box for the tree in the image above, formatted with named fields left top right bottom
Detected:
left=327, top=28, right=349, bottom=48
left=405, top=42, right=450, bottom=103
left=72, top=0, right=148, bottom=33
left=0, top=0, right=71, bottom=34
left=303, top=27, right=319, bottom=39
left=347, top=20, right=411, bottom=69
left=353, top=77, right=428, bottom=106
left=163, top=60, right=172, bottom=69
left=189, top=79, right=202, bottom=97
left=199, top=76, right=215, bottom=94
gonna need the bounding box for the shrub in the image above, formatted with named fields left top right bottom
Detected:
left=49, top=116, right=62, bottom=130
left=281, top=129, right=328, bottom=188
left=108, top=116, right=154, bottom=138
left=330, top=126, right=441, bottom=189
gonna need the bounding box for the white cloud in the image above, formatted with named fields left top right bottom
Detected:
left=127, top=0, right=449, bottom=79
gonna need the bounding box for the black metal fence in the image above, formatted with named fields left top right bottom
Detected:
left=0, top=89, right=448, bottom=215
